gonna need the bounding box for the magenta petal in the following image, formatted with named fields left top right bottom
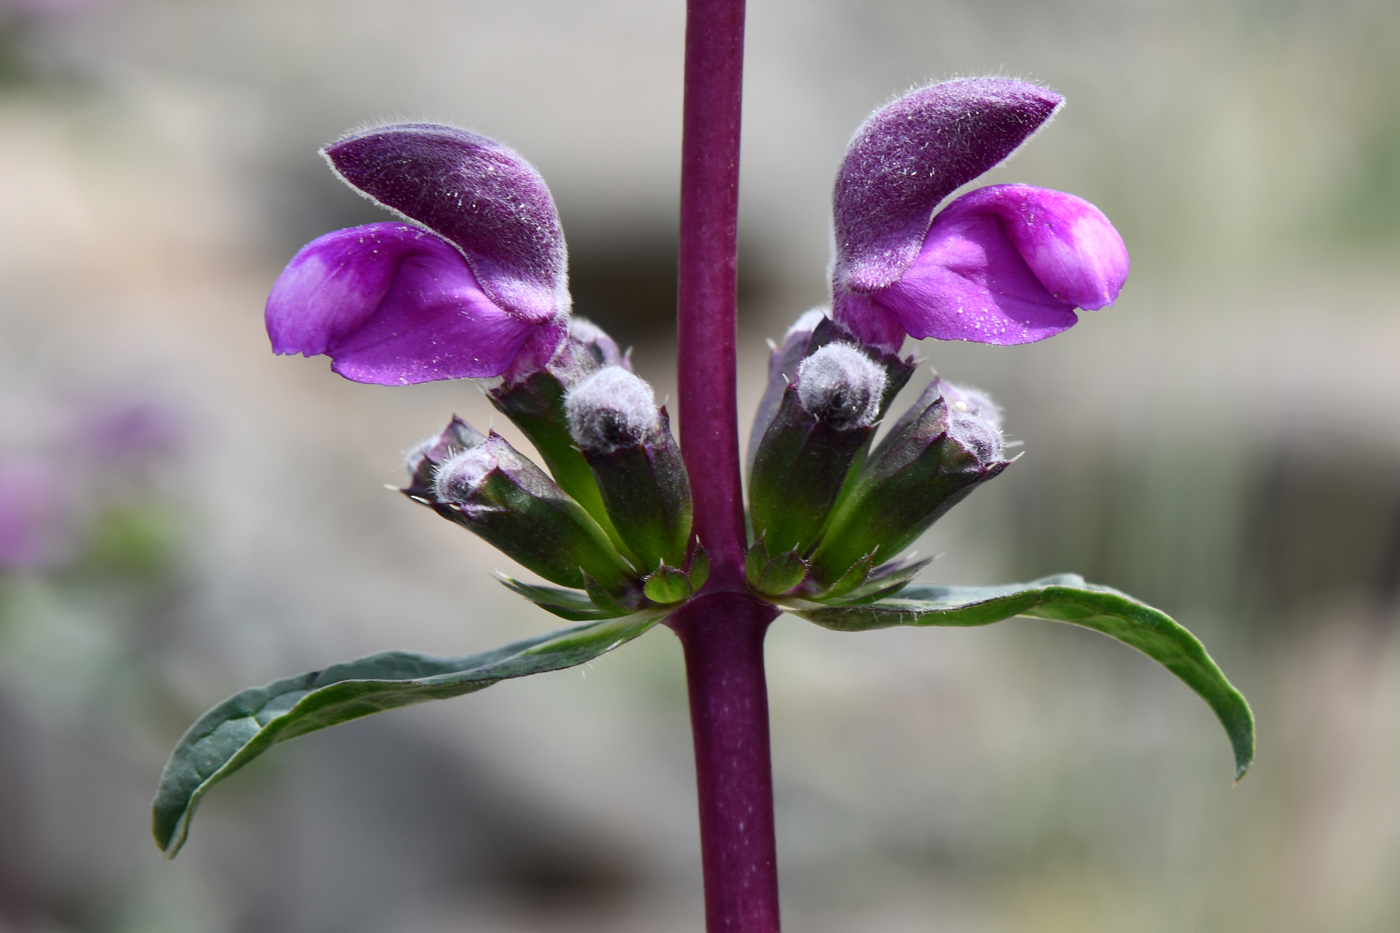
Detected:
left=833, top=78, right=1063, bottom=295
left=864, top=203, right=1080, bottom=346
left=266, top=222, right=558, bottom=385
left=323, top=124, right=566, bottom=323
left=944, top=185, right=1129, bottom=309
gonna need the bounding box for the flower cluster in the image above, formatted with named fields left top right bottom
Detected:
left=151, top=71, right=1251, bottom=867
left=265, top=77, right=1128, bottom=618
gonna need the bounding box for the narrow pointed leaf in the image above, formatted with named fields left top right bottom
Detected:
left=153, top=614, right=662, bottom=858
left=817, top=551, right=876, bottom=600
left=495, top=575, right=627, bottom=621
left=787, top=573, right=1254, bottom=780
left=824, top=556, right=932, bottom=604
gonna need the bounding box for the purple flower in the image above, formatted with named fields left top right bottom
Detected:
left=831, top=78, right=1129, bottom=351
left=267, top=124, right=570, bottom=385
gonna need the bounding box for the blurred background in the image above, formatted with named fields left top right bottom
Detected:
left=1, top=0, right=1398, bottom=930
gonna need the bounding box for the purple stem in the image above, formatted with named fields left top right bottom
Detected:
left=677, top=0, right=747, bottom=589
left=672, top=1, right=783, bottom=931
left=669, top=594, right=782, bottom=933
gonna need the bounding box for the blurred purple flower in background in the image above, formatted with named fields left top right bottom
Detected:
left=0, top=396, right=185, bottom=574
left=267, top=124, right=570, bottom=385
left=78, top=398, right=184, bottom=465
left=831, top=78, right=1130, bottom=351
left=0, top=458, right=69, bottom=571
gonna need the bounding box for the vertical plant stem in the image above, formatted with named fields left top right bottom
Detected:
left=677, top=0, right=747, bottom=588
left=670, top=594, right=782, bottom=933
left=673, top=1, right=781, bottom=931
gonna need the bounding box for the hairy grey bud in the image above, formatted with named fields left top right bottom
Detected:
left=568, top=317, right=630, bottom=371
left=433, top=444, right=505, bottom=504
left=565, top=366, right=660, bottom=452
left=941, top=381, right=1004, bottom=462
left=795, top=343, right=886, bottom=430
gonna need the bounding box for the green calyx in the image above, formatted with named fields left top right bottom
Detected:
left=489, top=367, right=640, bottom=566
left=747, top=318, right=916, bottom=558
left=429, top=434, right=636, bottom=596
left=578, top=408, right=694, bottom=573
left=807, top=392, right=1007, bottom=585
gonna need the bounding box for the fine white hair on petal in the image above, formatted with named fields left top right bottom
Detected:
left=796, top=343, right=886, bottom=430
left=433, top=445, right=499, bottom=503
left=784, top=307, right=829, bottom=340
left=565, top=366, right=659, bottom=451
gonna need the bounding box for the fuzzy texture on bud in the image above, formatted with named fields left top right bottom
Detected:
left=422, top=433, right=634, bottom=593
left=940, top=381, right=1005, bottom=462
left=568, top=317, right=631, bottom=372
left=433, top=444, right=506, bottom=505
left=795, top=343, right=886, bottom=430
left=404, top=416, right=486, bottom=476
left=566, top=367, right=660, bottom=452
left=808, top=376, right=1011, bottom=584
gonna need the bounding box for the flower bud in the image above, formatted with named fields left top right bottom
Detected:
left=566, top=367, right=660, bottom=452
left=747, top=326, right=912, bottom=557
left=487, top=329, right=637, bottom=563
left=941, top=382, right=1004, bottom=462
left=567, top=368, right=692, bottom=572
left=403, top=416, right=487, bottom=496
left=567, top=317, right=631, bottom=372
left=795, top=343, right=886, bottom=430
left=425, top=432, right=634, bottom=595
left=808, top=378, right=1009, bottom=585
left=747, top=308, right=826, bottom=475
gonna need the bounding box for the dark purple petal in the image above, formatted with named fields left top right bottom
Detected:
left=266, top=222, right=564, bottom=385
left=324, top=124, right=567, bottom=323
left=832, top=78, right=1062, bottom=296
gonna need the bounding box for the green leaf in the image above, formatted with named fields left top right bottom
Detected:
left=152, top=613, right=663, bottom=858
left=785, top=573, right=1254, bottom=781
left=494, top=575, right=627, bottom=621
left=821, top=556, right=930, bottom=604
